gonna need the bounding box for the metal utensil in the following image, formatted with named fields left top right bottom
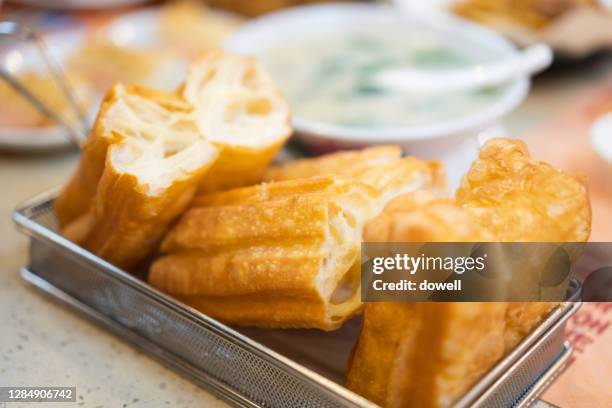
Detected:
left=0, top=20, right=88, bottom=148
left=373, top=43, right=553, bottom=94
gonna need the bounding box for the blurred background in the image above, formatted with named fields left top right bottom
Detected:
left=0, top=0, right=610, bottom=227
left=0, top=0, right=610, bottom=231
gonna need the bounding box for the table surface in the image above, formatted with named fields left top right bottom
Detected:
left=1, top=53, right=610, bottom=408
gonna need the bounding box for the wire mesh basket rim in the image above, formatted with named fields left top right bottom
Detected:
left=14, top=188, right=582, bottom=408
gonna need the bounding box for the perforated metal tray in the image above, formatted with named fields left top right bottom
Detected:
left=13, top=190, right=581, bottom=408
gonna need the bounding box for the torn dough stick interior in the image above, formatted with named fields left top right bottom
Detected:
left=54, top=85, right=203, bottom=227
left=59, top=84, right=218, bottom=270
left=182, top=49, right=292, bottom=193
left=456, top=138, right=591, bottom=351
left=348, top=191, right=505, bottom=408
left=149, top=176, right=380, bottom=330
left=152, top=146, right=447, bottom=330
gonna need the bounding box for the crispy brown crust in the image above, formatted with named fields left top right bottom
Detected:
left=54, top=85, right=123, bottom=227
left=160, top=195, right=332, bottom=255
left=149, top=176, right=377, bottom=330
left=197, top=139, right=288, bottom=193
left=263, top=146, right=403, bottom=182
left=54, top=132, right=114, bottom=227
left=456, top=138, right=591, bottom=242
left=150, top=244, right=326, bottom=297
left=175, top=293, right=362, bottom=331
left=347, top=302, right=506, bottom=407
left=191, top=175, right=342, bottom=207
left=363, top=190, right=495, bottom=243
left=456, top=138, right=592, bottom=352
left=152, top=146, right=449, bottom=330
left=58, top=84, right=216, bottom=270
left=54, top=84, right=194, bottom=227
left=263, top=146, right=449, bottom=210
left=63, top=146, right=214, bottom=269
left=348, top=190, right=505, bottom=407
left=348, top=137, right=593, bottom=405
left=182, top=49, right=292, bottom=193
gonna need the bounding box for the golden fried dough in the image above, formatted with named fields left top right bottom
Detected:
left=59, top=84, right=218, bottom=269
left=363, top=190, right=494, bottom=243
left=453, top=0, right=597, bottom=30
left=54, top=85, right=195, bottom=227
left=150, top=176, right=381, bottom=330
left=54, top=127, right=113, bottom=228
left=159, top=1, right=241, bottom=58
left=150, top=148, right=448, bottom=329
left=181, top=49, right=291, bottom=192
left=456, top=137, right=591, bottom=351
left=347, top=191, right=505, bottom=407
left=191, top=175, right=371, bottom=208
left=348, top=302, right=506, bottom=408
left=348, top=139, right=591, bottom=406
left=456, top=138, right=591, bottom=242
left=264, top=146, right=448, bottom=200
left=264, top=145, right=402, bottom=181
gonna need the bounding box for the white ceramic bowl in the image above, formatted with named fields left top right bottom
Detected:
left=225, top=3, right=530, bottom=182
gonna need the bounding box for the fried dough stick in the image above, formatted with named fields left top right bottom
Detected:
left=150, top=149, right=448, bottom=329
left=456, top=138, right=591, bottom=350
left=263, top=146, right=448, bottom=201
left=348, top=138, right=591, bottom=407
left=181, top=49, right=292, bottom=193
left=347, top=191, right=505, bottom=408
left=150, top=176, right=380, bottom=330
left=57, top=84, right=218, bottom=269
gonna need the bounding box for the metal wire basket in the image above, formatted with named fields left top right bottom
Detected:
left=14, top=190, right=581, bottom=408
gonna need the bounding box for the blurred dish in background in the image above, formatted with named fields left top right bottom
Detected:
left=68, top=37, right=185, bottom=92
left=206, top=0, right=349, bottom=17
left=159, top=0, right=242, bottom=58
left=106, top=1, right=241, bottom=59
left=72, top=1, right=242, bottom=91
left=0, top=29, right=183, bottom=150
left=260, top=26, right=506, bottom=129
left=453, top=0, right=600, bottom=30
left=0, top=29, right=90, bottom=150
left=398, top=0, right=612, bottom=57
left=9, top=0, right=150, bottom=9
left=226, top=3, right=529, bottom=185
left=0, top=2, right=240, bottom=151
left=0, top=72, right=91, bottom=128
